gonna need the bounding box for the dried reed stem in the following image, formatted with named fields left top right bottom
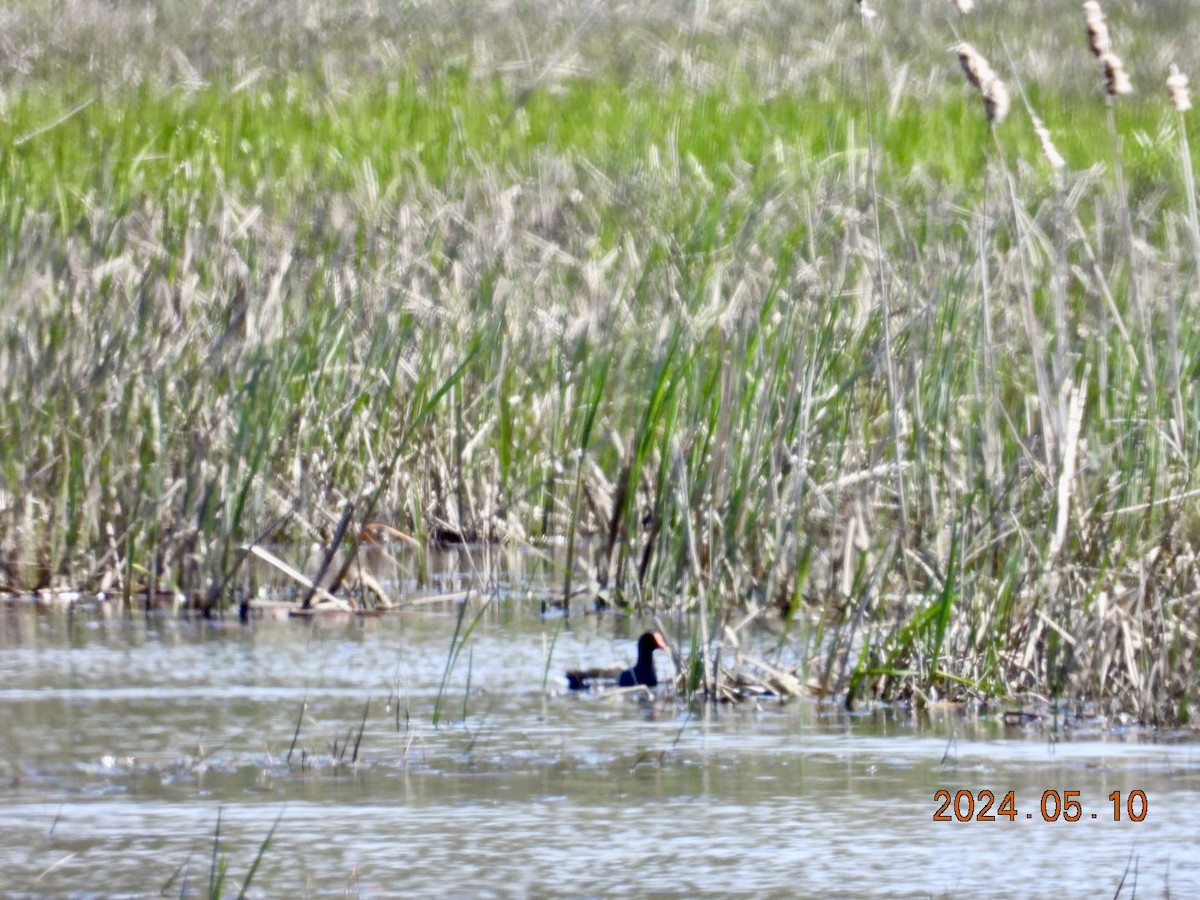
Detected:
left=1170, top=63, right=1200, bottom=259
left=855, top=3, right=915, bottom=591
left=1168, top=64, right=1197, bottom=448
left=994, top=126, right=1059, bottom=475
left=1083, top=2, right=1151, bottom=394
left=1031, top=113, right=1066, bottom=174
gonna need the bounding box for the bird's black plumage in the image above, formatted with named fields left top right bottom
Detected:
left=566, top=632, right=668, bottom=690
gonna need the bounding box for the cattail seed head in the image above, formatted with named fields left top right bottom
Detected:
left=1101, top=52, right=1133, bottom=96
left=1168, top=64, right=1192, bottom=112
left=955, top=42, right=1009, bottom=125
left=984, top=79, right=1010, bottom=125
left=956, top=42, right=994, bottom=92
left=1083, top=2, right=1111, bottom=58
left=1084, top=4, right=1132, bottom=97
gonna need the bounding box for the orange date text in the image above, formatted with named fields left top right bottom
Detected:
left=932, top=789, right=1147, bottom=823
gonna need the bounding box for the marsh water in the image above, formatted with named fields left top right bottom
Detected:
left=2, top=588, right=1199, bottom=897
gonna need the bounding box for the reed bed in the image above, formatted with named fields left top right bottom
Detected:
left=2, top=0, right=1200, bottom=722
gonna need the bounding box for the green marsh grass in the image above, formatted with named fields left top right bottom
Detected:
left=191, top=806, right=281, bottom=900
left=2, top=0, right=1200, bottom=721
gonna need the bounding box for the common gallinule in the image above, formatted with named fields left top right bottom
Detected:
left=566, top=631, right=668, bottom=690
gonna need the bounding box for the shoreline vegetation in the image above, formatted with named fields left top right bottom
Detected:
left=2, top=1, right=1200, bottom=722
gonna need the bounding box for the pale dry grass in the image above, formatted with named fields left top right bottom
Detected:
left=2, top=0, right=1200, bottom=721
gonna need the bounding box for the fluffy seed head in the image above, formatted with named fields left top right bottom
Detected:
left=955, top=42, right=1009, bottom=124
left=856, top=0, right=877, bottom=18
left=956, top=41, right=994, bottom=92
left=1031, top=114, right=1066, bottom=171
left=1101, top=52, right=1133, bottom=96
left=984, top=79, right=1010, bottom=125
left=953, top=0, right=974, bottom=12
left=1083, top=2, right=1111, bottom=58
left=1168, top=64, right=1192, bottom=112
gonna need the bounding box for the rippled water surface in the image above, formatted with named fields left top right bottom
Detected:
left=1, top=601, right=1198, bottom=898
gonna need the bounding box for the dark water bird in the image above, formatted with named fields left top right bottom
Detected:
left=566, top=631, right=668, bottom=690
